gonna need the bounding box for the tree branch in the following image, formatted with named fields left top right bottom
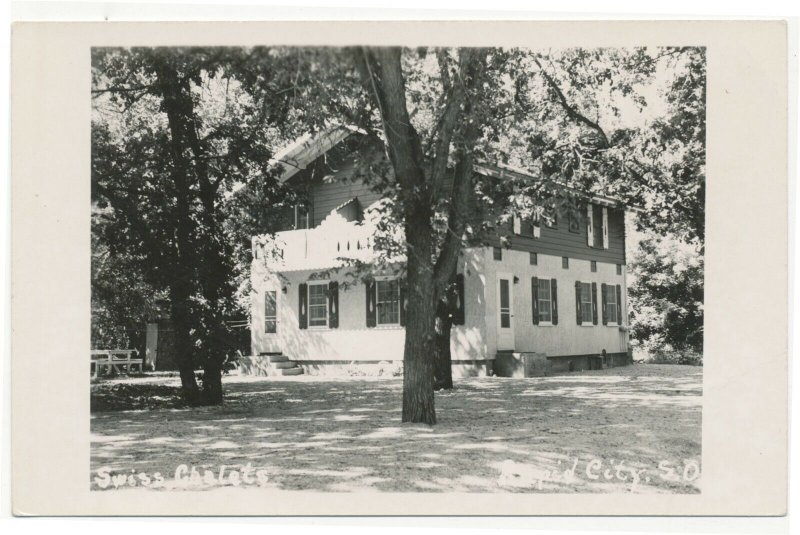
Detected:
left=533, top=56, right=610, bottom=148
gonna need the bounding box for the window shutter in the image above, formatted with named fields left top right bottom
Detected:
left=601, top=283, right=608, bottom=325
left=533, top=223, right=541, bottom=238
left=298, top=283, right=308, bottom=329
left=591, top=282, right=598, bottom=325
left=400, top=281, right=407, bottom=327
left=586, top=204, right=594, bottom=246
left=616, top=284, right=623, bottom=324
left=365, top=280, right=376, bottom=328
left=575, top=281, right=582, bottom=325
left=602, top=207, right=609, bottom=249
left=531, top=276, right=539, bottom=325
left=328, top=281, right=339, bottom=328
left=454, top=273, right=465, bottom=326
left=513, top=213, right=521, bottom=235
left=551, top=278, right=558, bottom=325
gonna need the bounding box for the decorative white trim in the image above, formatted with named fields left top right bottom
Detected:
left=512, top=213, right=521, bottom=235
left=586, top=204, right=594, bottom=246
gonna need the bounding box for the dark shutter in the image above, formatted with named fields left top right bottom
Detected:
left=551, top=278, right=558, bottom=325
left=616, top=284, right=623, bottom=324
left=575, top=281, right=582, bottom=325
left=591, top=282, right=598, bottom=325
left=328, top=281, right=339, bottom=328
left=365, top=280, right=376, bottom=328
left=531, top=276, right=539, bottom=325
left=298, top=283, right=308, bottom=329
left=453, top=273, right=465, bottom=326
left=399, top=282, right=407, bottom=327
left=601, top=283, right=608, bottom=325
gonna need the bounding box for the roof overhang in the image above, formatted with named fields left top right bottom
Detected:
left=474, top=160, right=642, bottom=212
left=269, top=125, right=364, bottom=183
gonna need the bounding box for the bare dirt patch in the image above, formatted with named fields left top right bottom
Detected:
left=91, top=364, right=701, bottom=493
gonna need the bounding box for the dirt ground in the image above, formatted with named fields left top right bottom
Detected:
left=91, top=364, right=702, bottom=493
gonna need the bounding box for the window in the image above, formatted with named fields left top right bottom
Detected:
left=616, top=264, right=623, bottom=275
left=604, top=285, right=619, bottom=324
left=264, top=291, right=277, bottom=333
left=591, top=260, right=597, bottom=272
left=568, top=212, right=580, bottom=233
left=376, top=279, right=401, bottom=325
left=499, top=279, right=511, bottom=328
left=562, top=256, right=569, bottom=269
left=529, top=252, right=538, bottom=266
left=544, top=211, right=557, bottom=228
left=295, top=203, right=310, bottom=229
left=592, top=205, right=604, bottom=248
left=493, top=247, right=503, bottom=261
left=579, top=282, right=594, bottom=324
left=537, top=278, right=552, bottom=323
left=307, top=282, right=328, bottom=327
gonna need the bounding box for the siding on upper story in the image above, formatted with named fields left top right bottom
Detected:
left=280, top=138, right=386, bottom=229
left=480, top=204, right=627, bottom=265
left=282, top=144, right=626, bottom=265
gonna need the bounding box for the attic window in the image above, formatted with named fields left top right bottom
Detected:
left=295, top=203, right=311, bottom=229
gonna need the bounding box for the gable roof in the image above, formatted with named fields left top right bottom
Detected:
left=273, top=127, right=633, bottom=209
left=269, top=125, right=361, bottom=183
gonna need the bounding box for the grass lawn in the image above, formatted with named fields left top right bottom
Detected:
left=91, top=364, right=702, bottom=493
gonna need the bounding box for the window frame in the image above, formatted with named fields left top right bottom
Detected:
left=579, top=282, right=594, bottom=326
left=306, top=280, right=329, bottom=329
left=294, top=202, right=311, bottom=229
left=493, top=246, right=503, bottom=261
left=374, top=276, right=402, bottom=327
left=264, top=290, right=278, bottom=334
left=536, top=278, right=553, bottom=326
left=604, top=285, right=619, bottom=326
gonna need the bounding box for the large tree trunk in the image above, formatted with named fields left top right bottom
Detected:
left=433, top=296, right=454, bottom=391
left=401, top=206, right=437, bottom=424
left=153, top=55, right=203, bottom=402
left=169, top=279, right=200, bottom=402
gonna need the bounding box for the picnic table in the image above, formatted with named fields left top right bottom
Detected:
left=91, top=350, right=143, bottom=377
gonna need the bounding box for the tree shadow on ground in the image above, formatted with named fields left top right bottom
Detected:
left=91, top=364, right=702, bottom=493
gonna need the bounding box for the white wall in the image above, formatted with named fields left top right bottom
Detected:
left=250, top=248, right=491, bottom=362
left=481, top=247, right=628, bottom=357
left=251, top=246, right=627, bottom=361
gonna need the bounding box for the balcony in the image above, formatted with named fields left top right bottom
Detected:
left=254, top=210, right=402, bottom=273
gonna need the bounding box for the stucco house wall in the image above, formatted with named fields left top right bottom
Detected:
left=250, top=246, right=491, bottom=364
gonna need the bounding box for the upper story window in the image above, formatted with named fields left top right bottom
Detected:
left=493, top=247, right=503, bottom=261
left=294, top=202, right=311, bottom=229
left=587, top=203, right=609, bottom=249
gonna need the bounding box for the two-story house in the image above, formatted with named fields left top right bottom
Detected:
left=245, top=126, right=631, bottom=377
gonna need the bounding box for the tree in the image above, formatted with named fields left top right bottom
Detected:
left=92, top=47, right=299, bottom=403
left=628, top=234, right=703, bottom=358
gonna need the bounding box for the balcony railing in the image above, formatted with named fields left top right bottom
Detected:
left=254, top=214, right=387, bottom=272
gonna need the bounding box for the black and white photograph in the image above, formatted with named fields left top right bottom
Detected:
left=89, top=44, right=705, bottom=494
left=8, top=14, right=792, bottom=520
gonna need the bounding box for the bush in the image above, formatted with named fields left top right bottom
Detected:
left=647, top=348, right=703, bottom=366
